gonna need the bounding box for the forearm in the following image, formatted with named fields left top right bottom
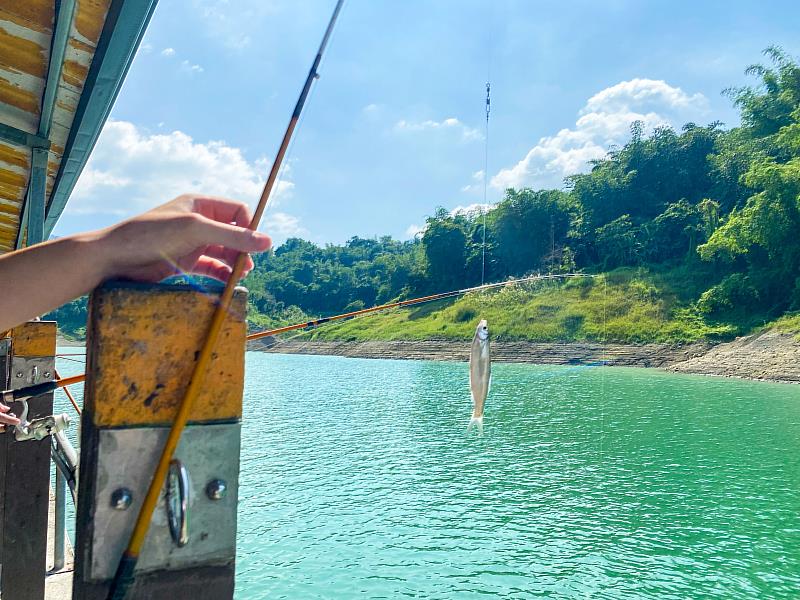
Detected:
left=0, top=231, right=111, bottom=332
left=0, top=195, right=270, bottom=335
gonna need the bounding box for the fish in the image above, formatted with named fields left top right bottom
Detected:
left=469, top=319, right=491, bottom=424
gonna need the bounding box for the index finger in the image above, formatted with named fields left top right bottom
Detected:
left=192, top=196, right=253, bottom=228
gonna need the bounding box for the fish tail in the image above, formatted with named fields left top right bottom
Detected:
left=467, top=415, right=484, bottom=434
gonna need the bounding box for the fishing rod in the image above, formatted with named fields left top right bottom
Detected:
left=1, top=373, right=85, bottom=404
left=107, top=1, right=345, bottom=598
left=248, top=272, right=593, bottom=341
left=3, top=273, right=595, bottom=403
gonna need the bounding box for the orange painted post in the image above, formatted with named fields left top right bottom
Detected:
left=72, top=281, right=247, bottom=599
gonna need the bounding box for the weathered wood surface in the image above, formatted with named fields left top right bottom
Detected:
left=74, top=281, right=246, bottom=600
left=0, top=322, right=56, bottom=600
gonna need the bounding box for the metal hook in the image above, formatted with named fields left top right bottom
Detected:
left=13, top=399, right=30, bottom=439
left=166, top=459, right=189, bottom=547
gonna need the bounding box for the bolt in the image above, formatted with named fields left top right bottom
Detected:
left=206, top=479, right=227, bottom=501
left=110, top=488, right=133, bottom=510
left=43, top=372, right=51, bottom=379
left=15, top=372, right=22, bottom=378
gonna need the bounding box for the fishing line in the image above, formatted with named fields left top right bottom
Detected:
left=481, top=1, right=492, bottom=286
left=55, top=355, right=85, bottom=365
left=599, top=273, right=608, bottom=461
left=13, top=274, right=600, bottom=399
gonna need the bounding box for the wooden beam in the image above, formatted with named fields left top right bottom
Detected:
left=0, top=321, right=56, bottom=600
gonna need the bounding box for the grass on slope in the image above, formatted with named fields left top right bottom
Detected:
left=306, top=268, right=738, bottom=344
left=767, top=313, right=800, bottom=340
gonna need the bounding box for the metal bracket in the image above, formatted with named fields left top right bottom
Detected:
left=89, top=423, right=240, bottom=580
left=10, top=357, right=54, bottom=387
left=15, top=413, right=70, bottom=442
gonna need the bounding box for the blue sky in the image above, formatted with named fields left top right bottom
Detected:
left=54, top=0, right=800, bottom=245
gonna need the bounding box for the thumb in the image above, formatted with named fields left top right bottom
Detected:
left=193, top=216, right=272, bottom=253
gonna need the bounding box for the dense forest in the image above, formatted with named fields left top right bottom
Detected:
left=51, top=49, right=800, bottom=341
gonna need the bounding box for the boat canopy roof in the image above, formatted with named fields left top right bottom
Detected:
left=0, top=0, right=156, bottom=252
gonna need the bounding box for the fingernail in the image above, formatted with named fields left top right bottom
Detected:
left=252, top=231, right=271, bottom=245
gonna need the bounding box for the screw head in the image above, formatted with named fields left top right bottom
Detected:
left=15, top=372, right=22, bottom=378
left=43, top=372, right=51, bottom=379
left=206, top=479, right=227, bottom=500
left=110, top=488, right=133, bottom=510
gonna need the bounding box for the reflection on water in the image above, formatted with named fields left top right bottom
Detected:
left=237, top=353, right=800, bottom=599
left=56, top=350, right=800, bottom=599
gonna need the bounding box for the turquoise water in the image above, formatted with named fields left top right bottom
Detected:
left=56, top=351, right=800, bottom=598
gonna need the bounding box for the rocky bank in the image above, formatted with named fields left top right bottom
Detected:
left=667, top=330, right=800, bottom=383
left=250, top=331, right=800, bottom=384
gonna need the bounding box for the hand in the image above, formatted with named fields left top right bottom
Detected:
left=97, top=194, right=272, bottom=283
left=0, top=402, right=20, bottom=426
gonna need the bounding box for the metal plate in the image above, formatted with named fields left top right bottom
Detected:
left=10, top=356, right=54, bottom=389
left=90, top=423, right=241, bottom=580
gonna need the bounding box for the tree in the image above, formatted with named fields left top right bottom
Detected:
left=594, top=215, right=642, bottom=269
left=488, top=189, right=574, bottom=277
left=421, top=208, right=468, bottom=290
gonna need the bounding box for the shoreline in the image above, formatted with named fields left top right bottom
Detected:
left=250, top=330, right=800, bottom=384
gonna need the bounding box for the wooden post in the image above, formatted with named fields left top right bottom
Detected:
left=0, top=322, right=57, bottom=600
left=73, top=281, right=247, bottom=599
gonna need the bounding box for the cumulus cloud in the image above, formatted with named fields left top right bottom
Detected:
left=394, top=117, right=482, bottom=142
left=70, top=120, right=302, bottom=240
left=492, top=78, right=710, bottom=190
left=160, top=47, right=175, bottom=57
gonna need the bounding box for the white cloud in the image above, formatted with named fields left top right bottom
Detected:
left=460, top=170, right=486, bottom=193
left=492, top=78, right=710, bottom=190
left=394, top=117, right=482, bottom=142
left=70, top=120, right=300, bottom=240
left=180, top=60, right=204, bottom=74
left=450, top=203, right=494, bottom=217
left=405, top=224, right=425, bottom=239
left=404, top=202, right=495, bottom=241
left=191, top=0, right=280, bottom=50
left=160, top=47, right=175, bottom=57
left=268, top=211, right=307, bottom=239
left=582, top=79, right=708, bottom=115
left=140, top=42, right=153, bottom=54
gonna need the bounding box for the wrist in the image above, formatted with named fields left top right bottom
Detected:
left=68, top=228, right=117, bottom=286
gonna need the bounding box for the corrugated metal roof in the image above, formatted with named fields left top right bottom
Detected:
left=0, top=0, right=156, bottom=253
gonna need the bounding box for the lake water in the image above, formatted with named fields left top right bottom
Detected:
left=56, top=351, right=800, bottom=599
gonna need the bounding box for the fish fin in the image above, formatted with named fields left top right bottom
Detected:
left=467, top=416, right=484, bottom=434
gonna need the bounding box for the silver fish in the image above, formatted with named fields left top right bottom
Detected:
left=469, top=319, right=491, bottom=422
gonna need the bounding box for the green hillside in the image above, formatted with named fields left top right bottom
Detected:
left=49, top=48, right=800, bottom=346
left=302, top=267, right=739, bottom=344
